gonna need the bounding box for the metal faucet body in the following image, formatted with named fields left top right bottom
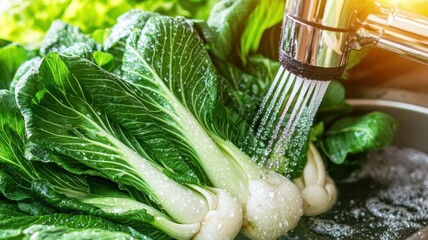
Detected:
left=280, top=0, right=428, bottom=80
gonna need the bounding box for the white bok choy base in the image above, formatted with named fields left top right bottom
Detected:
left=294, top=143, right=338, bottom=216
left=216, top=137, right=303, bottom=240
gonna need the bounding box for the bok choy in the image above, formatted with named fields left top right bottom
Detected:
left=2, top=89, right=241, bottom=239
left=15, top=48, right=243, bottom=238
left=0, top=1, right=400, bottom=238
left=14, top=13, right=303, bottom=239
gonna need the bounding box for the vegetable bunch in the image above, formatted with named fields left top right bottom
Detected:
left=0, top=1, right=397, bottom=239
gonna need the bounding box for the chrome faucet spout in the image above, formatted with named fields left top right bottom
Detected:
left=279, top=0, right=428, bottom=80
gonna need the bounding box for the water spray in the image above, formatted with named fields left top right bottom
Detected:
left=246, top=0, right=428, bottom=174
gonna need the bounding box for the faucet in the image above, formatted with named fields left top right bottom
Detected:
left=279, top=0, right=428, bottom=81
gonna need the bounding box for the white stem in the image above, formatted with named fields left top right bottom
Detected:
left=294, top=143, right=338, bottom=216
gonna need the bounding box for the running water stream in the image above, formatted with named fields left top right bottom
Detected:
left=244, top=66, right=330, bottom=176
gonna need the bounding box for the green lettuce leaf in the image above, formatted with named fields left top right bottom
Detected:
left=0, top=211, right=149, bottom=240
left=207, top=0, right=284, bottom=64
left=40, top=20, right=100, bottom=56
left=0, top=44, right=36, bottom=89
left=0, top=169, right=32, bottom=201
left=9, top=57, right=42, bottom=92
left=321, top=112, right=398, bottom=164
left=206, top=0, right=257, bottom=63
left=0, top=0, right=217, bottom=46
left=1, top=224, right=137, bottom=240
left=24, top=142, right=106, bottom=178
left=103, top=10, right=160, bottom=75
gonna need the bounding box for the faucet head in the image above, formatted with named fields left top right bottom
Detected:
left=279, top=0, right=358, bottom=80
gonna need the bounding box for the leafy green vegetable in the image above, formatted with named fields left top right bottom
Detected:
left=103, top=10, right=160, bottom=75
left=239, top=0, right=285, bottom=63
left=40, top=20, right=100, bottom=56
left=11, top=13, right=304, bottom=238
left=0, top=0, right=217, bottom=46
left=15, top=47, right=243, bottom=239
left=0, top=2, right=400, bottom=238
left=0, top=169, right=31, bottom=201
left=207, top=0, right=284, bottom=65
left=93, top=51, right=114, bottom=67
left=1, top=89, right=207, bottom=239
left=0, top=213, right=150, bottom=239
left=68, top=15, right=301, bottom=239
left=9, top=57, right=42, bottom=92
left=0, top=224, right=137, bottom=240
left=0, top=44, right=36, bottom=89
left=207, top=0, right=257, bottom=61
left=24, top=142, right=105, bottom=178
left=321, top=112, right=398, bottom=164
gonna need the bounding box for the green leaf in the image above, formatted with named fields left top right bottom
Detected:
left=0, top=90, right=176, bottom=238
left=239, top=0, right=285, bottom=63
left=123, top=16, right=219, bottom=126
left=0, top=213, right=149, bottom=240
left=310, top=122, right=325, bottom=142
left=93, top=52, right=114, bottom=67
left=244, top=54, right=280, bottom=93
left=0, top=90, right=36, bottom=185
left=319, top=80, right=351, bottom=113
left=40, top=20, right=100, bottom=56
left=16, top=201, right=56, bottom=217
left=0, top=168, right=31, bottom=201
left=207, top=0, right=284, bottom=64
left=60, top=16, right=247, bottom=202
left=209, top=55, right=261, bottom=122
left=15, top=224, right=137, bottom=240
left=0, top=201, right=27, bottom=220
left=9, top=57, right=42, bottom=92
left=0, top=44, right=36, bottom=89
left=16, top=52, right=211, bottom=225
left=104, top=10, right=160, bottom=51
left=91, top=28, right=111, bottom=45
left=321, top=112, right=398, bottom=164
left=256, top=23, right=282, bottom=60
left=211, top=101, right=250, bottom=147
left=24, top=142, right=105, bottom=178
left=103, top=10, right=160, bottom=75
left=0, top=90, right=97, bottom=199
left=207, top=0, right=258, bottom=61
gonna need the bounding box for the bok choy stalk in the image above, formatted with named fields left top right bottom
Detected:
left=294, top=143, right=337, bottom=216
left=1, top=90, right=226, bottom=240
left=52, top=15, right=303, bottom=239
left=15, top=51, right=242, bottom=239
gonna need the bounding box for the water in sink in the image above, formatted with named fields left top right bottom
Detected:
left=284, top=146, right=428, bottom=240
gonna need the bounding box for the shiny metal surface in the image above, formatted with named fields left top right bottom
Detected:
left=279, top=12, right=350, bottom=79
left=280, top=0, right=428, bottom=80
left=280, top=0, right=356, bottom=79
left=355, top=4, right=428, bottom=64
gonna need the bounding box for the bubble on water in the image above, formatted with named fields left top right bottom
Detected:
left=310, top=219, right=356, bottom=238
left=284, top=146, right=428, bottom=240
